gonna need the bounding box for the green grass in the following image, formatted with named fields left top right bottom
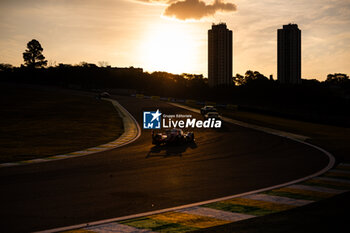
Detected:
left=0, top=84, right=123, bottom=163
left=203, top=202, right=274, bottom=216
left=192, top=191, right=350, bottom=233
left=120, top=217, right=197, bottom=232
left=261, top=190, right=323, bottom=201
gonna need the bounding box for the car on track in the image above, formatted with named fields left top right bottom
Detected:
left=204, top=111, right=221, bottom=120
left=200, top=105, right=217, bottom=115
left=97, top=92, right=111, bottom=99
left=152, top=128, right=195, bottom=145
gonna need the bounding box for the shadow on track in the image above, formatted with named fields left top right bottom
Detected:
left=146, top=142, right=198, bottom=158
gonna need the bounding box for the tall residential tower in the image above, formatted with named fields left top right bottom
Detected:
left=208, top=23, right=233, bottom=87
left=277, top=24, right=301, bottom=84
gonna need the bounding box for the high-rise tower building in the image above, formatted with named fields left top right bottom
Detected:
left=277, top=24, right=301, bottom=84
left=208, top=23, right=233, bottom=87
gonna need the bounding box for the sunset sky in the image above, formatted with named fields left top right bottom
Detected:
left=0, top=0, right=349, bottom=80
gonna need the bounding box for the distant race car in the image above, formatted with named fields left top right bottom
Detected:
left=204, top=111, right=221, bottom=120
left=98, top=92, right=111, bottom=98
left=152, top=128, right=195, bottom=145
left=200, top=105, right=217, bottom=115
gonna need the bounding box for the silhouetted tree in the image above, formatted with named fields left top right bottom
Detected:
left=246, top=70, right=269, bottom=85
left=57, top=63, right=73, bottom=68
left=302, top=79, right=321, bottom=86
left=325, top=73, right=349, bottom=85
left=98, top=61, right=109, bottom=67
left=78, top=62, right=98, bottom=68
left=48, top=60, right=57, bottom=67
left=245, top=70, right=268, bottom=81
left=23, top=39, right=47, bottom=68
left=233, top=73, right=245, bottom=86
left=182, top=73, right=203, bottom=80
left=0, top=63, right=13, bottom=71
left=233, top=71, right=270, bottom=86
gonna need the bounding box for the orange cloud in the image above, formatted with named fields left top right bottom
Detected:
left=134, top=0, right=172, bottom=4
left=164, top=0, right=237, bottom=20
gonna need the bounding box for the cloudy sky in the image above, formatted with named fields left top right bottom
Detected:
left=0, top=0, right=349, bottom=80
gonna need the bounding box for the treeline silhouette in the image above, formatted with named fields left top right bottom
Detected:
left=0, top=63, right=349, bottom=126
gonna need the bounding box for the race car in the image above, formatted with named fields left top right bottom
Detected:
left=200, top=105, right=217, bottom=115
left=98, top=92, right=111, bottom=98
left=96, top=91, right=111, bottom=99
left=152, top=128, right=195, bottom=145
left=204, top=111, right=221, bottom=120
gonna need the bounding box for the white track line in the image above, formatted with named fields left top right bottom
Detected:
left=109, top=98, right=142, bottom=146
left=36, top=101, right=335, bottom=233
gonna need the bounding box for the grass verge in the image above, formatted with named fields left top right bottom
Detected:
left=183, top=102, right=350, bottom=163
left=178, top=101, right=350, bottom=233
left=193, top=192, right=350, bottom=233
left=0, top=84, right=123, bottom=163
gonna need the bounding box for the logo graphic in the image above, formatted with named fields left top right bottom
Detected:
left=143, top=109, right=162, bottom=129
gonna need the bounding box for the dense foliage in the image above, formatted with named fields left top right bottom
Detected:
left=22, top=39, right=47, bottom=68
left=0, top=63, right=349, bottom=126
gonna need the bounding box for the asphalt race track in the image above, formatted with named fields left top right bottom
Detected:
left=0, top=95, right=329, bottom=232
